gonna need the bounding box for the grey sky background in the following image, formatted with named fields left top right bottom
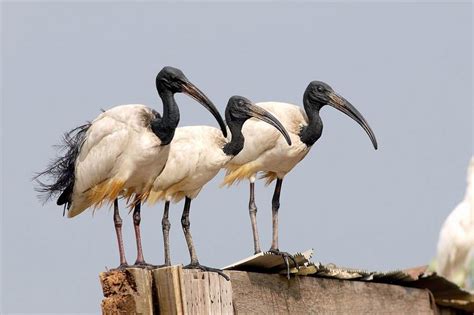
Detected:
left=2, top=2, right=472, bottom=313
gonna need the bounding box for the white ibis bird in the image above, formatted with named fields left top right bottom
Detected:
left=147, top=96, right=291, bottom=277
left=223, top=81, right=378, bottom=269
left=35, top=66, right=227, bottom=268
left=436, top=157, right=474, bottom=287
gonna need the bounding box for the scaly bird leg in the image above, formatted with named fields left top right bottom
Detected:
left=162, top=201, right=171, bottom=266
left=249, top=180, right=262, bottom=254
left=113, top=199, right=128, bottom=269
left=269, top=178, right=299, bottom=279
left=181, top=197, right=198, bottom=264
left=270, top=178, right=282, bottom=251
left=181, top=197, right=229, bottom=280
left=133, top=201, right=154, bottom=268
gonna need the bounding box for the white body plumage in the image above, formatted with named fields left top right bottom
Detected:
left=224, top=102, right=311, bottom=185
left=148, top=126, right=230, bottom=203
left=68, top=104, right=168, bottom=217
left=436, top=158, right=474, bottom=287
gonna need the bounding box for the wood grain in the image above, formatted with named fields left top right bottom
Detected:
left=152, top=266, right=185, bottom=314
left=180, top=269, right=233, bottom=315
left=99, top=267, right=465, bottom=314
left=228, top=271, right=436, bottom=314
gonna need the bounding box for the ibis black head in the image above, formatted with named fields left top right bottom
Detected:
left=304, top=81, right=378, bottom=150
left=156, top=66, right=190, bottom=93
left=155, top=66, right=227, bottom=137
left=226, top=96, right=292, bottom=146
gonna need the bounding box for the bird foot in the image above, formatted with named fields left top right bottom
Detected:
left=268, top=249, right=300, bottom=279
left=184, top=263, right=230, bottom=281
left=110, top=263, right=130, bottom=271
left=132, top=261, right=158, bottom=269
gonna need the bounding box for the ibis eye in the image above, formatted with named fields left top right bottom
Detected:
left=317, top=86, right=324, bottom=93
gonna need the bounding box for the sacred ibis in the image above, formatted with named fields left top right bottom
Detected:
left=223, top=81, right=378, bottom=269
left=436, top=157, right=474, bottom=287
left=35, top=66, right=227, bottom=268
left=147, top=96, right=291, bottom=276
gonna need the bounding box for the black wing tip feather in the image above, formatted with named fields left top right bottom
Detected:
left=56, top=185, right=72, bottom=206
left=33, top=123, right=91, bottom=210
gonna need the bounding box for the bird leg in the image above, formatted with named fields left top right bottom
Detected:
left=269, top=178, right=299, bottom=279
left=270, top=178, right=282, bottom=251
left=249, top=181, right=262, bottom=254
left=181, top=197, right=229, bottom=280
left=132, top=201, right=154, bottom=268
left=181, top=197, right=198, bottom=264
left=162, top=201, right=171, bottom=266
left=113, top=199, right=128, bottom=269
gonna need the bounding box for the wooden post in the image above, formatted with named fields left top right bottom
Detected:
left=227, top=271, right=435, bottom=314
left=180, top=269, right=233, bottom=314
left=99, top=268, right=154, bottom=314
left=99, top=266, right=471, bottom=314
left=152, top=266, right=185, bottom=314
left=100, top=266, right=233, bottom=314
left=152, top=266, right=233, bottom=314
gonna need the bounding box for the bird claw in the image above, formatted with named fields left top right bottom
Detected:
left=184, top=263, right=230, bottom=281
left=268, top=249, right=300, bottom=279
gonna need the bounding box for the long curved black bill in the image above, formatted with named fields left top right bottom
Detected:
left=182, top=82, right=227, bottom=138
left=328, top=92, right=378, bottom=150
left=246, top=103, right=292, bottom=146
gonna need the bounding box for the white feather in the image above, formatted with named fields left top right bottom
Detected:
left=226, top=102, right=311, bottom=180
left=68, top=104, right=168, bottom=217
left=150, top=126, right=229, bottom=202
left=436, top=157, right=474, bottom=287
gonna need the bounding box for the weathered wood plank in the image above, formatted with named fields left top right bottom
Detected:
left=228, top=271, right=436, bottom=314
left=181, top=269, right=194, bottom=314
left=99, top=268, right=153, bottom=315
left=208, top=272, right=221, bottom=314
left=152, top=266, right=185, bottom=314
left=200, top=272, right=211, bottom=313
left=190, top=272, right=201, bottom=314
left=100, top=267, right=466, bottom=314
left=220, top=272, right=233, bottom=314
left=180, top=269, right=233, bottom=315
left=182, top=269, right=209, bottom=314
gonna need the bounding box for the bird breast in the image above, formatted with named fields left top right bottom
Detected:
left=227, top=102, right=311, bottom=177
left=150, top=126, right=228, bottom=202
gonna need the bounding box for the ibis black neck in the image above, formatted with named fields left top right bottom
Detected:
left=299, top=96, right=323, bottom=147
left=223, top=119, right=245, bottom=156
left=151, top=88, right=180, bottom=145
